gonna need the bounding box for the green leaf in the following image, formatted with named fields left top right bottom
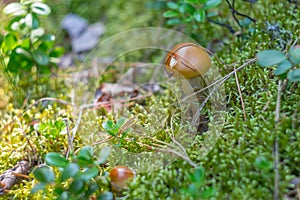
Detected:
left=97, top=192, right=114, bottom=200
left=200, top=186, right=216, bottom=198
left=33, top=166, right=55, bottom=183
left=116, top=118, right=126, bottom=127
left=61, top=163, right=80, bottom=180
left=166, top=18, right=182, bottom=25
left=193, top=9, right=206, bottom=22
left=77, top=166, right=99, bottom=181
left=187, top=183, right=198, bottom=197
left=39, top=34, right=55, bottom=42
left=96, top=146, right=111, bottom=165
left=179, top=3, right=195, bottom=14
left=57, top=191, right=69, bottom=200
left=69, top=180, right=85, bottom=194
left=167, top=2, right=179, bottom=10
left=3, top=2, right=26, bottom=16
left=31, top=182, right=47, bottom=193
left=45, top=152, right=69, bottom=168
left=50, top=47, right=65, bottom=58
left=274, top=60, right=292, bottom=75
left=203, top=0, right=222, bottom=10
left=85, top=183, right=99, bottom=198
left=0, top=35, right=4, bottom=46
left=31, top=2, right=51, bottom=16
left=24, top=13, right=40, bottom=29
left=78, top=146, right=94, bottom=161
left=191, top=167, right=205, bottom=186
left=4, top=33, right=17, bottom=50
left=287, top=69, right=300, bottom=82
left=256, top=50, right=287, bottom=67
left=102, top=121, right=118, bottom=136
left=254, top=156, right=273, bottom=171
left=32, top=49, right=49, bottom=66
left=163, top=10, right=179, bottom=18
left=184, top=0, right=197, bottom=3
left=288, top=46, right=300, bottom=65
left=15, top=47, right=31, bottom=59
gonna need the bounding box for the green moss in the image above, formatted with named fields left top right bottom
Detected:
left=0, top=1, right=299, bottom=199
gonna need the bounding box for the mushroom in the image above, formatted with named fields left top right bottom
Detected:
left=164, top=42, right=212, bottom=132
left=164, top=42, right=211, bottom=79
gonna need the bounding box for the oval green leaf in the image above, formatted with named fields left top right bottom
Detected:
left=193, top=9, right=205, bottom=22
left=256, top=50, right=287, bottom=67
left=25, top=13, right=40, bottom=29
left=61, top=163, right=80, bottom=181
left=77, top=166, right=99, bottom=181
left=31, top=2, right=51, bottom=15
left=203, top=0, right=222, bottom=10
left=3, top=2, right=26, bottom=16
left=32, top=49, right=49, bottom=66
left=4, top=33, right=18, bottom=49
left=45, top=152, right=68, bottom=167
left=31, top=182, right=47, bottom=193
left=288, top=46, right=300, bottom=65
left=167, top=2, right=179, bottom=10
left=179, top=3, right=195, bottom=13
left=50, top=47, right=65, bottom=58
left=97, top=192, right=114, bottom=200
left=69, top=180, right=85, bottom=194
left=96, top=145, right=111, bottom=165
left=166, top=18, right=182, bottom=25
left=287, top=69, right=300, bottom=82
left=274, top=60, right=292, bottom=75
left=163, top=11, right=179, bottom=18
left=33, top=166, right=55, bottom=183
left=78, top=146, right=94, bottom=161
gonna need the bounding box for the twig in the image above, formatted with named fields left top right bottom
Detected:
left=136, top=141, right=198, bottom=168
left=225, top=0, right=256, bottom=33
left=207, top=17, right=235, bottom=34
left=233, top=65, right=247, bottom=121
left=0, top=161, right=30, bottom=196
left=273, top=79, right=282, bottom=200
left=182, top=58, right=257, bottom=103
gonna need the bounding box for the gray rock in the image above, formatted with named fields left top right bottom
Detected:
left=71, top=23, right=105, bottom=53
left=88, top=22, right=105, bottom=37
left=71, top=30, right=99, bottom=53
left=61, top=14, right=88, bottom=38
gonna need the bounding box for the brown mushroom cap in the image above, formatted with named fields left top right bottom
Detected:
left=164, top=42, right=211, bottom=79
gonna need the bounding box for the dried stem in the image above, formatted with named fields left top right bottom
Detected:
left=233, top=65, right=247, bottom=121
left=273, top=79, right=282, bottom=200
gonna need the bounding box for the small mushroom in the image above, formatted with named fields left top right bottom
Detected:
left=164, top=42, right=212, bottom=133
left=164, top=42, right=211, bottom=79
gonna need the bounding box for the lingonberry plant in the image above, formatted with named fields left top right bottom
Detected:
left=1, top=0, right=64, bottom=75
left=32, top=145, right=113, bottom=200
left=256, top=46, right=300, bottom=82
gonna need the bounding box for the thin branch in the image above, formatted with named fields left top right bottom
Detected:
left=233, top=65, right=247, bottom=121
left=225, top=0, right=256, bottom=32
left=207, top=17, right=235, bottom=34
left=182, top=58, right=257, bottom=103
left=273, top=79, right=282, bottom=200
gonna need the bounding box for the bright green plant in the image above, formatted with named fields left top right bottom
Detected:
left=102, top=118, right=133, bottom=147
left=1, top=0, right=64, bottom=74
left=163, top=0, right=221, bottom=25
left=32, top=145, right=113, bottom=200
left=256, top=46, right=300, bottom=82
left=182, top=166, right=216, bottom=199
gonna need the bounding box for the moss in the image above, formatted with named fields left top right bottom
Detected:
left=0, top=0, right=300, bottom=199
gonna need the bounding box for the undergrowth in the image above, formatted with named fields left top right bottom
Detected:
left=0, top=0, right=299, bottom=200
